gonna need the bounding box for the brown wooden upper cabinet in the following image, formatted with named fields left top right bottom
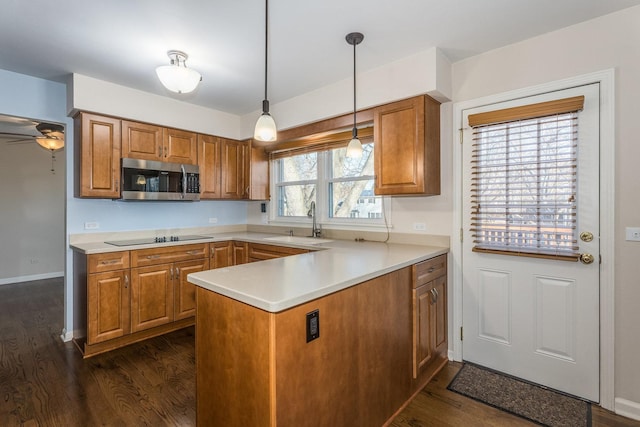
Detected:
left=122, top=120, right=197, bottom=165
left=374, top=95, right=441, bottom=196
left=197, top=136, right=244, bottom=199
left=244, top=139, right=270, bottom=201
left=75, top=112, right=122, bottom=198
left=197, top=136, right=269, bottom=200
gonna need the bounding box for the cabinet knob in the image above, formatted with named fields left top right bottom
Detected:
left=124, top=274, right=129, bottom=288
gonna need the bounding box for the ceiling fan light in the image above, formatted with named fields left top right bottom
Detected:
left=254, top=112, right=277, bottom=142
left=156, top=51, right=202, bottom=94
left=36, top=136, right=64, bottom=151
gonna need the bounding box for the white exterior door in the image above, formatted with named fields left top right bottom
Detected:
left=461, top=84, right=600, bottom=401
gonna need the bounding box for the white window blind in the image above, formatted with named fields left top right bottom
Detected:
left=469, top=96, right=584, bottom=261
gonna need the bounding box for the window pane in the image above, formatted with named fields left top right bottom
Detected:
left=279, top=153, right=317, bottom=182
left=329, top=179, right=381, bottom=218
left=331, top=143, right=374, bottom=178
left=278, top=184, right=316, bottom=217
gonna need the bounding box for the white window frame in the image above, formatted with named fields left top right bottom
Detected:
left=269, top=149, right=392, bottom=230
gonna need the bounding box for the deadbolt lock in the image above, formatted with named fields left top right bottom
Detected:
left=580, top=253, right=595, bottom=265
left=580, top=231, right=594, bottom=242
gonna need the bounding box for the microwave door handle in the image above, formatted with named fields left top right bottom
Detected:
left=181, top=164, right=186, bottom=199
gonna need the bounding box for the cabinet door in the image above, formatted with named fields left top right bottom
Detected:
left=174, top=258, right=209, bottom=321
left=412, top=283, right=433, bottom=378
left=76, top=112, right=121, bottom=198
left=198, top=134, right=221, bottom=199
left=374, top=95, right=441, bottom=196
left=233, top=242, right=249, bottom=265
left=131, top=264, right=174, bottom=332
left=211, top=241, right=233, bottom=268
left=164, top=128, right=198, bottom=165
left=88, top=270, right=130, bottom=344
left=220, top=138, right=246, bottom=199
left=244, top=139, right=270, bottom=200
left=122, top=120, right=163, bottom=161
left=431, top=275, right=447, bottom=359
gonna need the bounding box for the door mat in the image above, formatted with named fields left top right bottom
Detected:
left=447, top=363, right=591, bottom=427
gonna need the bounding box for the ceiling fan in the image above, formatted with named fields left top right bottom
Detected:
left=0, top=115, right=65, bottom=173
left=0, top=118, right=65, bottom=150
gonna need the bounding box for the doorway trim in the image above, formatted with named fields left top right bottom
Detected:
left=451, top=69, right=615, bottom=409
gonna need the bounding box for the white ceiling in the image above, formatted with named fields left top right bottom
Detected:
left=2, top=0, right=640, bottom=116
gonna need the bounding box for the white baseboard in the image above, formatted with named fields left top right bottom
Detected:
left=60, top=328, right=74, bottom=342
left=615, top=397, right=640, bottom=421
left=0, top=272, right=64, bottom=286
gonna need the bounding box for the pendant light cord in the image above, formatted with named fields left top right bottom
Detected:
left=352, top=38, right=357, bottom=137
left=264, top=0, right=269, bottom=105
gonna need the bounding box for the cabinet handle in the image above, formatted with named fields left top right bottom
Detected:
left=427, top=267, right=435, bottom=273
left=175, top=267, right=180, bottom=278
left=186, top=250, right=201, bottom=255
left=115, top=179, right=119, bottom=190
left=158, top=145, right=162, bottom=157
left=124, top=274, right=129, bottom=288
left=100, top=259, right=120, bottom=265
left=170, top=267, right=174, bottom=280
left=430, top=288, right=437, bottom=305
left=146, top=255, right=161, bottom=259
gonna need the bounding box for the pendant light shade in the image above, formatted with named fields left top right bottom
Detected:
left=254, top=0, right=277, bottom=143
left=156, top=50, right=202, bottom=94
left=345, top=32, right=364, bottom=159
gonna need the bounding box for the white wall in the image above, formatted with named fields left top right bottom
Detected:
left=0, top=135, right=65, bottom=283
left=452, top=5, right=640, bottom=410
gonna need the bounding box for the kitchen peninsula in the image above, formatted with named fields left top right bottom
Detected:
left=187, top=234, right=448, bottom=427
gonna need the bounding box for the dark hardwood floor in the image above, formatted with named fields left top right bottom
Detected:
left=1, top=278, right=638, bottom=426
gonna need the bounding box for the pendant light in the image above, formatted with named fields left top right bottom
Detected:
left=345, top=32, right=364, bottom=158
left=254, top=0, right=277, bottom=142
left=156, top=50, right=202, bottom=94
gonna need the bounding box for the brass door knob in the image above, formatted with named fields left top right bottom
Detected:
left=580, top=253, right=595, bottom=264
left=580, top=231, right=594, bottom=242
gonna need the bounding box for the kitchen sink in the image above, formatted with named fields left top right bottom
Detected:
left=263, top=236, right=333, bottom=245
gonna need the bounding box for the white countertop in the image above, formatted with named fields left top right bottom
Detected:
left=71, top=231, right=448, bottom=313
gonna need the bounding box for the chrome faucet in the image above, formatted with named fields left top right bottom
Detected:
left=307, top=201, right=322, bottom=237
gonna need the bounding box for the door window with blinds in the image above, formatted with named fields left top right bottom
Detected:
left=468, top=96, right=584, bottom=260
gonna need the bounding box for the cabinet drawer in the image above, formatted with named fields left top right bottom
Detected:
left=248, top=243, right=308, bottom=261
left=413, top=254, right=446, bottom=288
left=88, top=251, right=130, bottom=273
left=131, top=243, right=208, bottom=267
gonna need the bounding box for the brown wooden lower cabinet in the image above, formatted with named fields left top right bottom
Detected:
left=412, top=254, right=448, bottom=385
left=77, top=243, right=209, bottom=358
left=87, top=269, right=130, bottom=344
left=248, top=242, right=308, bottom=262
left=196, top=258, right=448, bottom=427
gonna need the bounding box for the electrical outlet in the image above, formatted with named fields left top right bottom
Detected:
left=84, top=222, right=99, bottom=230
left=625, top=227, right=640, bottom=242
left=208, top=217, right=218, bottom=224
left=306, top=309, right=320, bottom=343
left=413, top=222, right=426, bottom=231
left=260, top=202, right=267, bottom=213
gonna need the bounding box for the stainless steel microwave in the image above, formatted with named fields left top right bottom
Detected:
left=121, top=158, right=200, bottom=201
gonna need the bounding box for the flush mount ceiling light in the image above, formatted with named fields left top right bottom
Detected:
left=345, top=32, right=364, bottom=159
left=254, top=0, right=277, bottom=143
left=156, top=50, right=202, bottom=94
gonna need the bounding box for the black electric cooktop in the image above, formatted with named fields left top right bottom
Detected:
left=105, top=235, right=211, bottom=247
